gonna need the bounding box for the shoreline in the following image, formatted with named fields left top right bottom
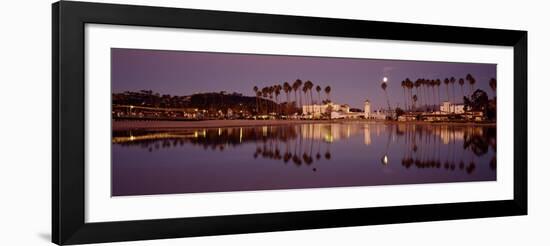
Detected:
left=112, top=119, right=496, bottom=131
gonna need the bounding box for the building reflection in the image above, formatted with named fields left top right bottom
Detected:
left=364, top=125, right=372, bottom=146
left=396, top=124, right=496, bottom=174
left=113, top=123, right=496, bottom=173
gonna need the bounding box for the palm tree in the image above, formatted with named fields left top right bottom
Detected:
left=435, top=79, right=441, bottom=109
left=458, top=78, right=465, bottom=103
left=261, top=87, right=269, bottom=114
left=283, top=82, right=291, bottom=116
left=430, top=80, right=437, bottom=112
left=304, top=80, right=314, bottom=114
left=296, top=79, right=303, bottom=110
left=292, top=79, right=302, bottom=113
left=422, top=79, right=429, bottom=110
left=274, top=85, right=281, bottom=116
left=414, top=79, right=421, bottom=111
left=420, top=79, right=426, bottom=110
left=412, top=94, right=418, bottom=111
left=324, top=86, right=331, bottom=102
left=450, top=77, right=456, bottom=113
left=465, top=75, right=476, bottom=120
left=489, top=78, right=497, bottom=99
left=424, top=79, right=431, bottom=111
left=421, top=79, right=428, bottom=111
left=444, top=78, right=450, bottom=105
left=466, top=73, right=476, bottom=97
left=252, top=86, right=258, bottom=114
left=316, top=85, right=322, bottom=104
left=302, top=86, right=308, bottom=115
left=308, top=81, right=314, bottom=107
left=256, top=91, right=263, bottom=114
left=268, top=86, right=274, bottom=114
left=401, top=80, right=408, bottom=111
left=283, top=82, right=292, bottom=114
left=404, top=78, right=411, bottom=111
left=381, top=82, right=391, bottom=112
left=424, top=79, right=433, bottom=110
left=407, top=78, right=414, bottom=111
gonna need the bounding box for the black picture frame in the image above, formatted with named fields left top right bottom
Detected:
left=52, top=1, right=527, bottom=245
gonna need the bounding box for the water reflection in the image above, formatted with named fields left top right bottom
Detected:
left=112, top=122, right=496, bottom=196
left=114, top=123, right=496, bottom=170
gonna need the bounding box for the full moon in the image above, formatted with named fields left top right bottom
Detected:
left=383, top=77, right=388, bottom=82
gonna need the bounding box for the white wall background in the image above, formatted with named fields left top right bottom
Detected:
left=0, top=0, right=547, bottom=245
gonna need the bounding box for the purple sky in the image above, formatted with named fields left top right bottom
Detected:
left=112, top=48, right=496, bottom=110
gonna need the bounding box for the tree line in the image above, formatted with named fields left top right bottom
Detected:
left=253, top=79, right=332, bottom=116
left=380, top=74, right=496, bottom=113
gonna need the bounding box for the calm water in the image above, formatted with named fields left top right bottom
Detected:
left=112, top=122, right=496, bottom=196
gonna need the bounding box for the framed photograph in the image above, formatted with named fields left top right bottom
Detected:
left=52, top=1, right=527, bottom=245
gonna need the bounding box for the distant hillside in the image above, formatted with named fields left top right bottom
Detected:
left=112, top=90, right=279, bottom=113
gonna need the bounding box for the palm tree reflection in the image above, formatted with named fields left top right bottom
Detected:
left=396, top=124, right=495, bottom=174
left=113, top=123, right=496, bottom=174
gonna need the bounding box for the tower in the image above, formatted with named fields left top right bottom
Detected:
left=364, top=100, right=371, bottom=119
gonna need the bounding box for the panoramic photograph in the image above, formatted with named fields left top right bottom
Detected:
left=111, top=48, right=497, bottom=197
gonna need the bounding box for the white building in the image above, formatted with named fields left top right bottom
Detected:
left=363, top=100, right=392, bottom=120
left=370, top=110, right=388, bottom=120
left=330, top=111, right=364, bottom=119
left=302, top=100, right=376, bottom=119
left=440, top=101, right=465, bottom=114
left=302, top=102, right=350, bottom=118
left=364, top=100, right=371, bottom=118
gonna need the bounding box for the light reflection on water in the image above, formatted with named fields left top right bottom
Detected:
left=112, top=122, right=496, bottom=196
